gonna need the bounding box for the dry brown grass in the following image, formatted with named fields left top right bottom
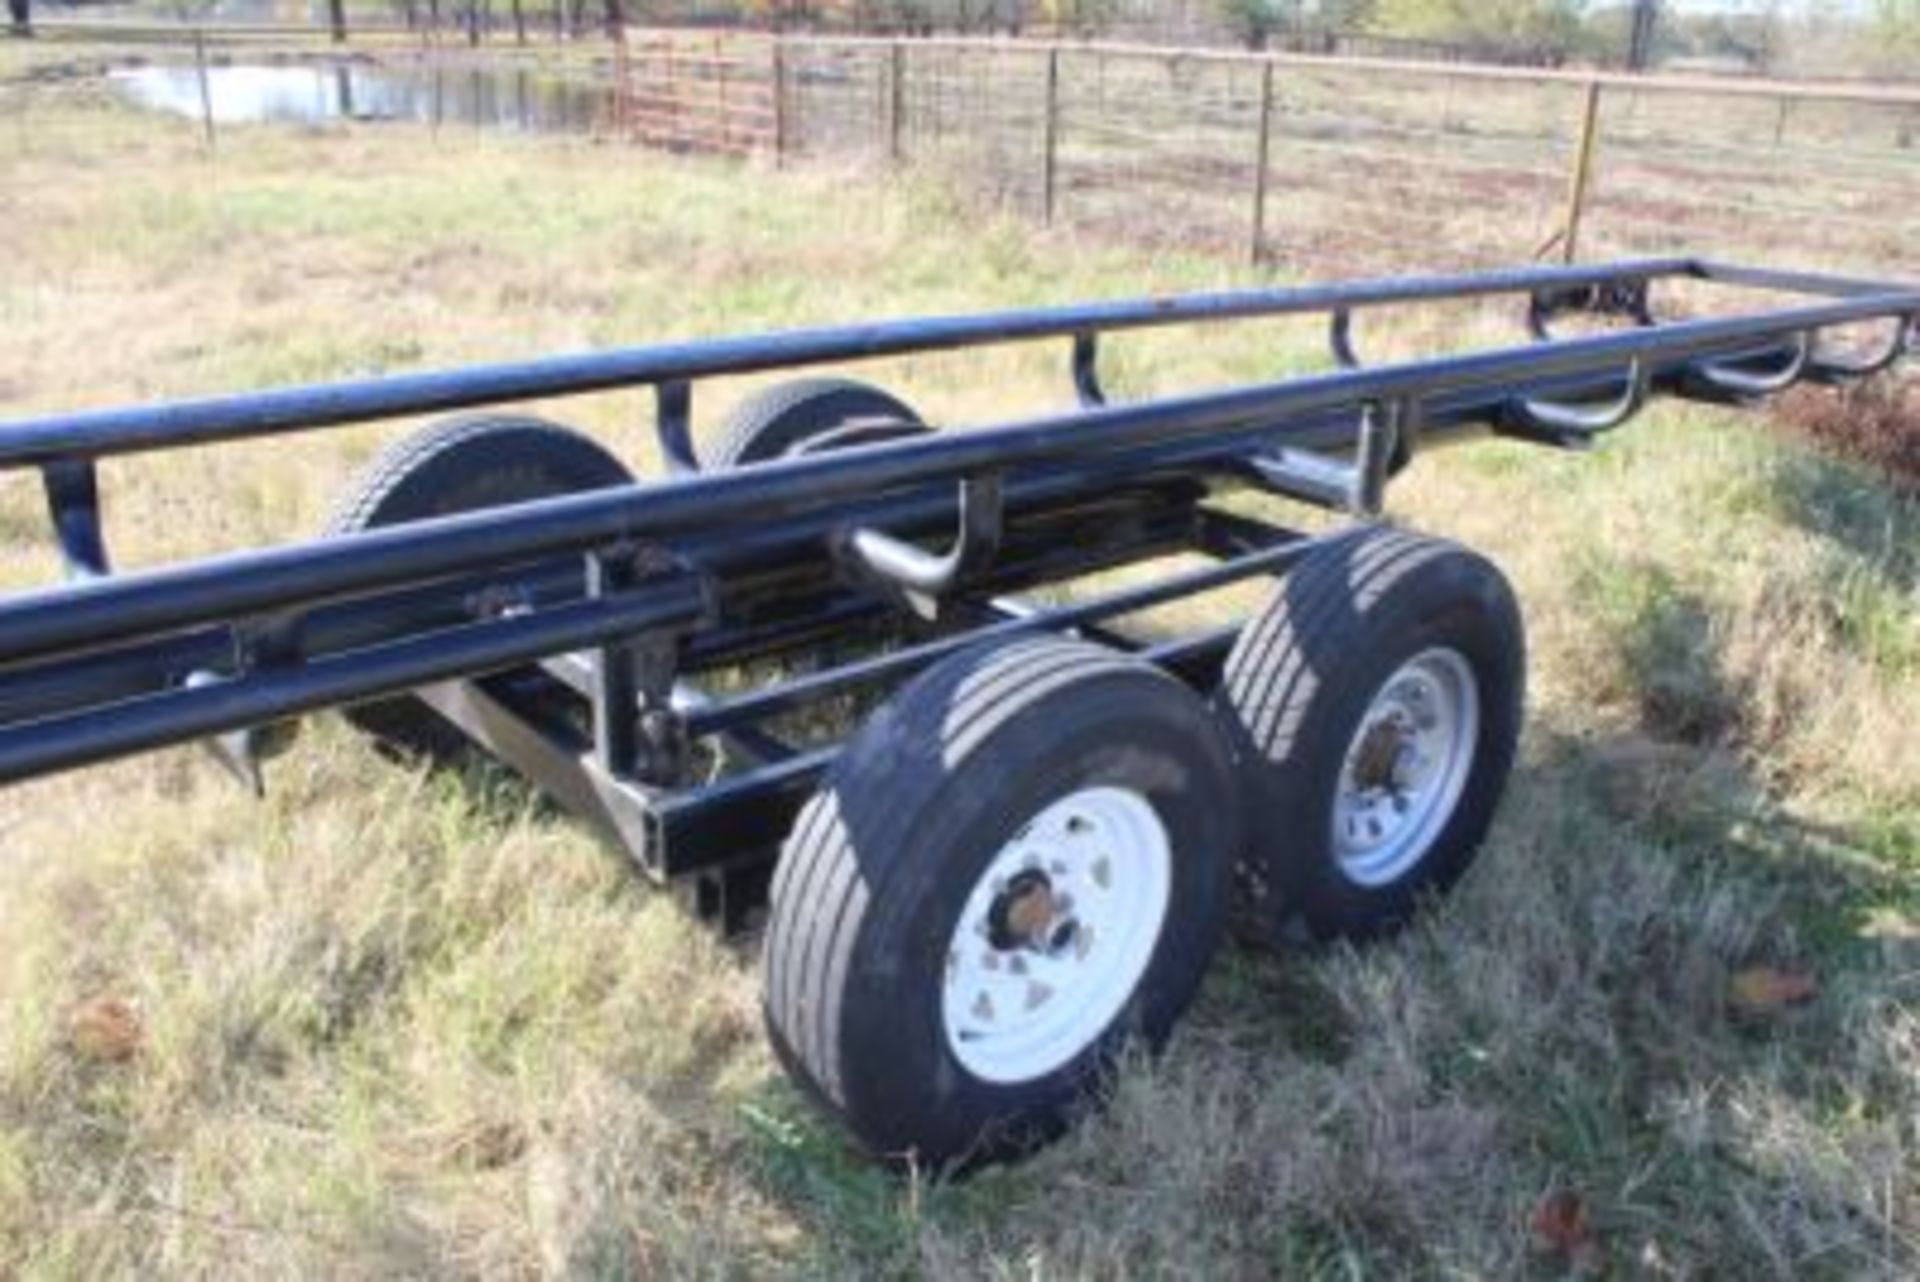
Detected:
left=0, top=74, right=1917, bottom=1278
left=1776, top=380, right=1920, bottom=494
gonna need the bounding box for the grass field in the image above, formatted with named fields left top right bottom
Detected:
left=1, top=84, right=1918, bottom=1279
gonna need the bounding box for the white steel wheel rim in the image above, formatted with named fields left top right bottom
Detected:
left=1332, top=647, right=1481, bottom=889
left=940, top=785, right=1173, bottom=1085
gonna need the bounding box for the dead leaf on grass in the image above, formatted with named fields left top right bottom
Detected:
left=1531, top=1190, right=1602, bottom=1270
left=68, top=994, right=143, bottom=1063
left=1729, top=967, right=1819, bottom=1014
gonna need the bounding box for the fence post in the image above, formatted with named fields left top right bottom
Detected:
left=621, top=20, right=639, bottom=144
left=715, top=29, right=727, bottom=147
left=1558, top=80, right=1603, bottom=264
left=192, top=30, right=215, bottom=151
left=772, top=39, right=787, bottom=168
left=888, top=40, right=904, bottom=167
left=1249, top=59, right=1274, bottom=267
left=1041, top=46, right=1060, bottom=226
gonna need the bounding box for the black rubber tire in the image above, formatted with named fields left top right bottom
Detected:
left=1216, top=526, right=1525, bottom=946
left=324, top=414, right=634, bottom=759
left=763, top=636, right=1239, bottom=1170
left=704, top=376, right=924, bottom=469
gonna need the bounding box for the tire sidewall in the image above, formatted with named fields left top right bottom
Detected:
left=833, top=678, right=1233, bottom=1164
left=1251, top=553, right=1523, bottom=937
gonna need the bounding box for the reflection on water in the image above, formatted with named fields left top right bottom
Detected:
left=111, top=61, right=611, bottom=133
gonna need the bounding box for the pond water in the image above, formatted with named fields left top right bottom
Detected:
left=110, top=60, right=612, bottom=133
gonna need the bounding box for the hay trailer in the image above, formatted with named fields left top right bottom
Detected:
left=1, top=259, right=1912, bottom=1167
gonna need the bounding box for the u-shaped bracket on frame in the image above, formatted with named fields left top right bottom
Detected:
left=840, top=471, right=1004, bottom=616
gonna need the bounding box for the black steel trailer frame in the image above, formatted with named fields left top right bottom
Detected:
left=1, top=257, right=1913, bottom=932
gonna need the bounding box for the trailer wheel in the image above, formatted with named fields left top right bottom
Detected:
left=325, top=414, right=634, bottom=759
left=764, top=637, right=1237, bottom=1168
left=1217, top=527, right=1525, bottom=945
left=705, top=376, right=925, bottom=469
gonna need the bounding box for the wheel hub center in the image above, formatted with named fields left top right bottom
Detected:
left=1351, top=717, right=1409, bottom=791
left=987, top=870, right=1075, bottom=953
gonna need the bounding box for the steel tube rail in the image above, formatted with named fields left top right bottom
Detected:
left=0, top=259, right=1702, bottom=468
left=0, top=286, right=1913, bottom=670
left=0, top=344, right=1762, bottom=725
left=0, top=579, right=708, bottom=784
left=1686, top=261, right=1920, bottom=300
left=0, top=475, right=1198, bottom=723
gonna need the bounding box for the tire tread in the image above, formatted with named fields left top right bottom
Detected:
left=1217, top=524, right=1524, bottom=943
left=706, top=377, right=922, bottom=470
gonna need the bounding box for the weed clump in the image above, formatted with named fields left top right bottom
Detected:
left=1773, top=378, right=1920, bottom=493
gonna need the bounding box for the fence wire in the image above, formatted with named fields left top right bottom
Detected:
left=6, top=27, right=1918, bottom=284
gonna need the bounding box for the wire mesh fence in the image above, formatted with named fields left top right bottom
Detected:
left=751, top=34, right=1920, bottom=282
left=1585, top=85, right=1918, bottom=278
left=5, top=25, right=1917, bottom=282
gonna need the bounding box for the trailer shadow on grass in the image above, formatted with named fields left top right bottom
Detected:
left=1764, top=429, right=1920, bottom=591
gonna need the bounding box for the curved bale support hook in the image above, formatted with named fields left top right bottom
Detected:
left=1803, top=315, right=1916, bottom=385
left=1242, top=398, right=1413, bottom=515
left=1330, top=308, right=1363, bottom=369
left=39, top=460, right=110, bottom=582
left=187, top=614, right=305, bottom=796
left=1526, top=278, right=1656, bottom=343
left=654, top=380, right=701, bottom=475
left=838, top=472, right=1005, bottom=621
left=1354, top=398, right=1412, bottom=514
left=1071, top=331, right=1106, bottom=407
left=1502, top=358, right=1652, bottom=449
left=1685, top=330, right=1812, bottom=401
